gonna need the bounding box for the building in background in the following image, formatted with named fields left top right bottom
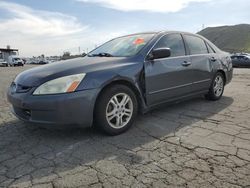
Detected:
left=0, top=46, right=24, bottom=66
left=0, top=46, right=19, bottom=62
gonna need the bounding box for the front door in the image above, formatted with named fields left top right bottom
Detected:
left=145, top=33, right=194, bottom=106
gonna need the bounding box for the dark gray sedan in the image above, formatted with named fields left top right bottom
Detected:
left=231, top=54, right=250, bottom=68
left=7, top=31, right=233, bottom=135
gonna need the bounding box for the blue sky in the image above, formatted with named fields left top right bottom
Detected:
left=0, top=0, right=249, bottom=56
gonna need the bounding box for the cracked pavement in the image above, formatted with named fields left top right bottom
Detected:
left=0, top=65, right=250, bottom=188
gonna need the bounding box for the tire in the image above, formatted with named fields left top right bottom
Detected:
left=206, top=72, right=225, bottom=101
left=94, top=84, right=138, bottom=135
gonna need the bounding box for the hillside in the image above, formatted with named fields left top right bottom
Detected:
left=198, top=24, right=250, bottom=53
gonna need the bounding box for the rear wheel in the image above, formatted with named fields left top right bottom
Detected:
left=95, top=84, right=138, bottom=135
left=206, top=72, right=225, bottom=101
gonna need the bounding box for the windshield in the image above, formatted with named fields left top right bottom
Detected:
left=14, top=58, right=21, bottom=61
left=88, top=33, right=155, bottom=57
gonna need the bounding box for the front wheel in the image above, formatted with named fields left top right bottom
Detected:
left=206, top=72, right=225, bottom=101
left=95, top=84, right=138, bottom=135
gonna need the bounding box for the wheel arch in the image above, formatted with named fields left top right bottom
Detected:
left=217, top=70, right=226, bottom=84
left=93, top=79, right=146, bottom=117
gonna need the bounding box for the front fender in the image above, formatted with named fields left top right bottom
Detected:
left=77, top=62, right=143, bottom=91
left=76, top=62, right=147, bottom=112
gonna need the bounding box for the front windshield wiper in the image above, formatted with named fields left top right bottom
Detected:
left=88, top=52, right=113, bottom=57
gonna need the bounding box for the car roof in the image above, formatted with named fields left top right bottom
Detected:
left=120, top=31, right=207, bottom=40
left=127, top=30, right=198, bottom=35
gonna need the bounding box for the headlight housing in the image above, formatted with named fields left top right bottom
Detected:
left=33, top=73, right=86, bottom=95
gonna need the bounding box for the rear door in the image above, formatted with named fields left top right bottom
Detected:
left=183, top=34, right=214, bottom=92
left=144, top=33, right=193, bottom=106
left=241, top=56, right=250, bottom=66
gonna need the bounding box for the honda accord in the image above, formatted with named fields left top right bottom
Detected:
left=7, top=31, right=233, bottom=135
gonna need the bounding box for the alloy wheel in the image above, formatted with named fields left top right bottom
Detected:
left=213, top=75, right=224, bottom=97
left=105, top=93, right=133, bottom=129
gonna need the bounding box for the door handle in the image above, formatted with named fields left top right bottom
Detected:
left=182, top=61, right=191, bottom=67
left=210, top=57, right=217, bottom=62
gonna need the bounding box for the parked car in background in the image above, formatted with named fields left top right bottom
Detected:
left=27, top=58, right=50, bottom=65
left=29, top=59, right=39, bottom=64
left=231, top=54, right=250, bottom=68
left=22, top=58, right=27, bottom=64
left=7, top=31, right=233, bottom=135
left=0, top=58, right=8, bottom=67
left=38, top=60, right=48, bottom=64
left=8, top=55, right=24, bottom=66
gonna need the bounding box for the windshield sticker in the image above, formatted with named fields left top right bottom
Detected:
left=133, top=38, right=145, bottom=45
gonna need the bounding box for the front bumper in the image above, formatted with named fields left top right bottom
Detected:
left=7, top=88, right=99, bottom=128
left=15, top=62, right=23, bottom=66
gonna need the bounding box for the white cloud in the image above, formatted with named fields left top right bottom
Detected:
left=77, top=0, right=212, bottom=13
left=0, top=1, right=130, bottom=56
left=0, top=1, right=87, bottom=36
left=0, top=1, right=92, bottom=56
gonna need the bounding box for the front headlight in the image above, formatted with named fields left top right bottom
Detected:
left=33, top=73, right=86, bottom=95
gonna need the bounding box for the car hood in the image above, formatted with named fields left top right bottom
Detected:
left=14, top=56, right=133, bottom=87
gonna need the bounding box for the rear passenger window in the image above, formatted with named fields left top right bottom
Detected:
left=154, top=34, right=185, bottom=57
left=185, top=35, right=208, bottom=55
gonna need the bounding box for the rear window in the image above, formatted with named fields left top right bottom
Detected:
left=185, top=35, right=208, bottom=55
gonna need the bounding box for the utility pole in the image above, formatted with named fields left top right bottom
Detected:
left=202, top=24, right=205, bottom=30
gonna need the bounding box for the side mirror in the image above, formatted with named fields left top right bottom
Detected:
left=149, top=48, right=171, bottom=60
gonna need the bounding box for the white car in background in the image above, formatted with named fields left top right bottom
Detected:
left=8, top=55, right=24, bottom=66
left=0, top=59, right=8, bottom=67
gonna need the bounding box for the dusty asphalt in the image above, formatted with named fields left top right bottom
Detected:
left=0, top=65, right=250, bottom=188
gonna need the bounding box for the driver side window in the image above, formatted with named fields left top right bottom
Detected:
left=154, top=34, right=186, bottom=57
